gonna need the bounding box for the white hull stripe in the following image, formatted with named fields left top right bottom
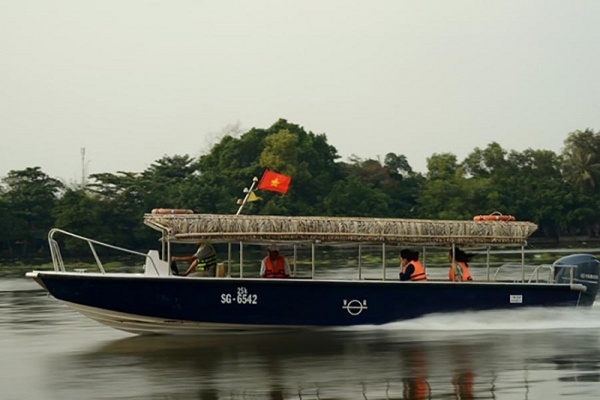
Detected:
left=62, top=301, right=318, bottom=335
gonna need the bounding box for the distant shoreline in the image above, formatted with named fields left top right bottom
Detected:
left=528, top=236, right=600, bottom=246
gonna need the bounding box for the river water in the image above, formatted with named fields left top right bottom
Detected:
left=2, top=277, right=600, bottom=399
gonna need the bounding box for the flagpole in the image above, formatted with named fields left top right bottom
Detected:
left=236, top=177, right=259, bottom=215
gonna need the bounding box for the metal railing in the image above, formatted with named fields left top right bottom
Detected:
left=492, top=263, right=535, bottom=282
left=527, top=264, right=554, bottom=283
left=492, top=262, right=578, bottom=285
left=48, top=228, right=159, bottom=275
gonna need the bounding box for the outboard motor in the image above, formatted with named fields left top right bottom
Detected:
left=554, top=254, right=600, bottom=306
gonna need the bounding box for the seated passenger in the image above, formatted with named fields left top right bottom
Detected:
left=260, top=245, right=291, bottom=278
left=399, top=249, right=427, bottom=281
left=171, top=241, right=217, bottom=277
left=449, top=247, right=474, bottom=281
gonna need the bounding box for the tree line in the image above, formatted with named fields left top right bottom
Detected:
left=1, top=119, right=599, bottom=260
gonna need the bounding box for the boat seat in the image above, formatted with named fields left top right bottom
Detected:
left=144, top=250, right=171, bottom=276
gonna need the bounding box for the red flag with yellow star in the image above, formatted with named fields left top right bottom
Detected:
left=257, top=170, right=291, bottom=194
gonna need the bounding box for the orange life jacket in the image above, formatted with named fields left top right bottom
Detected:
left=403, top=377, right=430, bottom=400
left=452, top=371, right=474, bottom=398
left=264, top=255, right=288, bottom=278
left=408, top=260, right=427, bottom=281
left=449, top=261, right=473, bottom=281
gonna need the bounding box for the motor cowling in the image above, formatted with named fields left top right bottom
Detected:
left=554, top=254, right=600, bottom=305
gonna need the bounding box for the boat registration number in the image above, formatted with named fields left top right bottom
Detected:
left=221, top=287, right=258, bottom=305
left=510, top=294, right=523, bottom=303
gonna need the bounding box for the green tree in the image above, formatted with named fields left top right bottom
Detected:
left=425, top=153, right=461, bottom=181
left=0, top=193, right=23, bottom=257
left=259, top=129, right=299, bottom=176
left=86, top=171, right=148, bottom=249
left=2, top=167, right=64, bottom=256
left=462, top=142, right=511, bottom=179
left=138, top=155, right=199, bottom=211
left=323, top=174, right=392, bottom=217
left=337, top=154, right=422, bottom=218
left=199, top=119, right=341, bottom=216
left=53, top=188, right=113, bottom=253
left=561, top=129, right=600, bottom=193
left=418, top=153, right=486, bottom=220
left=503, top=149, right=567, bottom=238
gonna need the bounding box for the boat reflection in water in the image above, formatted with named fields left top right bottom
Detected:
left=48, top=310, right=600, bottom=399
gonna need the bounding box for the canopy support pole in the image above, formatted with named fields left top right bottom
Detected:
left=451, top=243, right=456, bottom=281
left=382, top=243, right=386, bottom=281
left=311, top=242, right=316, bottom=279
left=293, top=244, right=297, bottom=277
left=358, top=244, right=362, bottom=280
left=486, top=246, right=491, bottom=281
left=239, top=241, right=243, bottom=278
left=227, top=242, right=232, bottom=277
left=521, top=244, right=525, bottom=282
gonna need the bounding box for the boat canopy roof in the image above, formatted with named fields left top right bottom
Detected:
left=143, top=213, right=538, bottom=246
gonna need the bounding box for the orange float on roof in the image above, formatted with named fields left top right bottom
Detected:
left=473, top=211, right=515, bottom=222
left=151, top=208, right=194, bottom=215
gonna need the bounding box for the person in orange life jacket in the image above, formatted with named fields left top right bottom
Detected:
left=399, top=249, right=427, bottom=281
left=449, top=247, right=474, bottom=281
left=260, top=245, right=291, bottom=278
left=452, top=370, right=474, bottom=400
left=401, top=347, right=431, bottom=400
left=171, top=241, right=217, bottom=277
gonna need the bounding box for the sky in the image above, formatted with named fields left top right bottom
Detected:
left=2, top=1, right=600, bottom=185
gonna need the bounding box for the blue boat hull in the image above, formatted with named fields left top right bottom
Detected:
left=30, top=272, right=588, bottom=331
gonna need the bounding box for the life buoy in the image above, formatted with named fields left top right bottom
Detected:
left=473, top=212, right=515, bottom=222
left=151, top=208, right=194, bottom=215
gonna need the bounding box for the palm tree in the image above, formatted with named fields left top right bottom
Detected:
left=562, top=142, right=600, bottom=193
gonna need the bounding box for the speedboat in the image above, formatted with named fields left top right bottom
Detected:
left=26, top=212, right=600, bottom=335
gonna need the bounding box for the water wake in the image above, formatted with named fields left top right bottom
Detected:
left=346, top=301, right=600, bottom=332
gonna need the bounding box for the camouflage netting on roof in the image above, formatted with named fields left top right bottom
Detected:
left=143, top=214, right=538, bottom=246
